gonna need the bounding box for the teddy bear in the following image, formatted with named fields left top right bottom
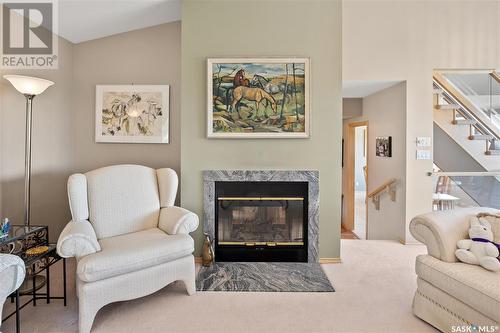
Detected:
left=455, top=215, right=500, bottom=272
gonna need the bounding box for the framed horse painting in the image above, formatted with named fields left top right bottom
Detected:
left=207, top=58, right=310, bottom=138
left=95, top=85, right=169, bottom=143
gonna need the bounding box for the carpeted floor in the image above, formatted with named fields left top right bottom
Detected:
left=196, top=262, right=334, bottom=292
left=1, top=240, right=437, bottom=333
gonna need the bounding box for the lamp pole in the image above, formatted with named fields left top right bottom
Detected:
left=24, top=94, right=35, bottom=228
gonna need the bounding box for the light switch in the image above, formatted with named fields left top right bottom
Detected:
left=416, top=150, right=432, bottom=160
left=416, top=137, right=431, bottom=147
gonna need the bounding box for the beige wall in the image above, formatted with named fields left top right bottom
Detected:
left=343, top=0, right=500, bottom=242
left=343, top=98, right=362, bottom=119
left=343, top=83, right=407, bottom=240
left=72, top=22, right=181, bottom=177
left=181, top=0, right=343, bottom=258
left=0, top=22, right=181, bottom=240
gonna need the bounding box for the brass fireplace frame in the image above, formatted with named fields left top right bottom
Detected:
left=217, top=197, right=304, bottom=201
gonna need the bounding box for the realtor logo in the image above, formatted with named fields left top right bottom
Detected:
left=1, top=0, right=58, bottom=69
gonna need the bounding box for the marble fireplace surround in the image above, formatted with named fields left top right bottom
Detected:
left=203, top=170, right=319, bottom=263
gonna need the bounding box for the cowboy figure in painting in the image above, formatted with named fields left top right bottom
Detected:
left=209, top=59, right=309, bottom=138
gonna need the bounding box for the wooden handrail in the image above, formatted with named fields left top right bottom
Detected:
left=367, top=178, right=396, bottom=198
left=367, top=178, right=397, bottom=211
left=490, top=71, right=500, bottom=84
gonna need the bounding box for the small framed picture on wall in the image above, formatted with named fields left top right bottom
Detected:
left=95, top=85, right=170, bottom=143
left=375, top=136, right=392, bottom=157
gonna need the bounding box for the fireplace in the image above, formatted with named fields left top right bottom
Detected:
left=203, top=170, right=319, bottom=263
left=215, top=181, right=308, bottom=262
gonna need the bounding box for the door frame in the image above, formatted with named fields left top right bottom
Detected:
left=344, top=121, right=369, bottom=238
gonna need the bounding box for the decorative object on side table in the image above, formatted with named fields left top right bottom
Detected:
left=1, top=218, right=11, bottom=240
left=207, top=58, right=310, bottom=138
left=375, top=136, right=392, bottom=157
left=95, top=85, right=170, bottom=143
left=25, top=246, right=49, bottom=256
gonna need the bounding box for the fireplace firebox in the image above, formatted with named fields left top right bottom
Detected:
left=215, top=181, right=308, bottom=262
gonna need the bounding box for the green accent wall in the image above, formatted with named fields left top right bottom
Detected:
left=181, top=0, right=343, bottom=258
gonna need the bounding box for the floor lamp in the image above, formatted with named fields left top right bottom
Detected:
left=3, top=75, right=54, bottom=293
left=3, top=75, right=54, bottom=228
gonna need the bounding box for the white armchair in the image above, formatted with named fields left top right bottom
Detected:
left=57, top=165, right=199, bottom=333
left=0, top=254, right=25, bottom=326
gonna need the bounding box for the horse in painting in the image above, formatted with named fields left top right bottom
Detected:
left=230, top=86, right=277, bottom=119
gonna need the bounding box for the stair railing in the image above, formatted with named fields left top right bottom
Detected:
left=367, top=178, right=397, bottom=210
left=433, top=73, right=499, bottom=154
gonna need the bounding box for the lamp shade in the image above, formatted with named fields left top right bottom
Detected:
left=3, top=75, right=54, bottom=95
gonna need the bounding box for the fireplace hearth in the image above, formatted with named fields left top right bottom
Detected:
left=203, top=170, right=319, bottom=263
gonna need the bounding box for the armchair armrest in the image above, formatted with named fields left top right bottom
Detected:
left=158, top=206, right=199, bottom=235
left=57, top=220, right=101, bottom=259
left=409, top=207, right=499, bottom=262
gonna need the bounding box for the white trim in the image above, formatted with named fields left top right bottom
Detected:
left=434, top=69, right=496, bottom=74
left=206, top=57, right=311, bottom=139
left=95, top=85, right=170, bottom=144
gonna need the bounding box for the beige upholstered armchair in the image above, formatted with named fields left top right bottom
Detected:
left=410, top=207, right=499, bottom=332
left=57, top=165, right=199, bottom=333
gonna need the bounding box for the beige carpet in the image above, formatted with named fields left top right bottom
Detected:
left=2, top=240, right=437, bottom=333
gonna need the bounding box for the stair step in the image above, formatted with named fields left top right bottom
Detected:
left=433, top=88, right=444, bottom=95
left=485, top=150, right=500, bottom=155
left=469, top=134, right=495, bottom=140
left=452, top=119, right=477, bottom=125
left=436, top=104, right=460, bottom=110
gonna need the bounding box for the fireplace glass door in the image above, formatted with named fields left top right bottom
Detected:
left=217, top=197, right=304, bottom=246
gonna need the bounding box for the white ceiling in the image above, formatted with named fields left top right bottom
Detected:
left=342, top=80, right=402, bottom=98
left=59, top=0, right=181, bottom=44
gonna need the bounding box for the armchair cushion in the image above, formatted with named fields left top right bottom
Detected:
left=85, top=165, right=160, bottom=239
left=77, top=228, right=194, bottom=282
left=409, top=207, right=499, bottom=262
left=159, top=206, right=199, bottom=235
left=57, top=220, right=101, bottom=259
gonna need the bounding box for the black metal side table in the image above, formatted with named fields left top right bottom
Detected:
left=0, top=225, right=67, bottom=333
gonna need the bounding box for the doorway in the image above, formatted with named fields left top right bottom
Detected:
left=344, top=121, right=368, bottom=239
